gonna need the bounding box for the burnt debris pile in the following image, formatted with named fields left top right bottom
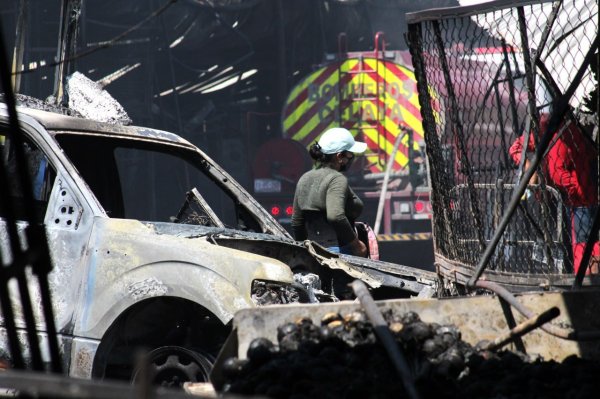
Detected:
left=221, top=310, right=600, bottom=398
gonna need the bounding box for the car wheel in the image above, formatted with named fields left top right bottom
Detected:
left=131, top=345, right=213, bottom=388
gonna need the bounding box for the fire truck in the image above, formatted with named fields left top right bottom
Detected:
left=251, top=33, right=437, bottom=267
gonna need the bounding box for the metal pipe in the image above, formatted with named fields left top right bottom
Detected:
left=351, top=280, right=420, bottom=399
left=475, top=280, right=600, bottom=341
left=364, top=171, right=406, bottom=180
left=483, top=306, right=560, bottom=352
left=373, top=128, right=404, bottom=235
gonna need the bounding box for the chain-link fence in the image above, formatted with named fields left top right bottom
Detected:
left=406, top=0, right=598, bottom=291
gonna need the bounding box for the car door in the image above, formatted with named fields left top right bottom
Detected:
left=0, top=118, right=95, bottom=338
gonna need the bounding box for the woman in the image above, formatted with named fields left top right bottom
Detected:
left=291, top=127, right=368, bottom=257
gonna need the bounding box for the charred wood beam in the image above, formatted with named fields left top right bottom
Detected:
left=493, top=85, right=510, bottom=168
left=535, top=58, right=594, bottom=145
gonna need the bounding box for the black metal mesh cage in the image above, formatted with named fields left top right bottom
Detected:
left=406, top=0, right=598, bottom=290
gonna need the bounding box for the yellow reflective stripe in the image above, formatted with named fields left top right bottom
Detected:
left=284, top=68, right=337, bottom=131
left=360, top=125, right=407, bottom=167
left=287, top=66, right=329, bottom=105
left=287, top=76, right=340, bottom=140
left=354, top=63, right=421, bottom=125
left=376, top=233, right=432, bottom=241
left=366, top=59, right=424, bottom=137
left=292, top=61, right=365, bottom=142
left=285, top=59, right=362, bottom=133
left=284, top=105, right=307, bottom=132
left=362, top=126, right=410, bottom=167
left=291, top=91, right=338, bottom=142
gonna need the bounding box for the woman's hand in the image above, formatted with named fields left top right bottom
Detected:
left=350, top=237, right=368, bottom=257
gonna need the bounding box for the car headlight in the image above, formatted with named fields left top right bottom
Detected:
left=251, top=280, right=311, bottom=306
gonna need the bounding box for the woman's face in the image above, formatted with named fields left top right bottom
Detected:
left=337, top=151, right=355, bottom=172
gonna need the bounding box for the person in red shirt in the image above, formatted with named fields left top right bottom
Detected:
left=509, top=113, right=599, bottom=275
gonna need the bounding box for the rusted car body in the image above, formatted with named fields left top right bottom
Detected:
left=0, top=104, right=436, bottom=384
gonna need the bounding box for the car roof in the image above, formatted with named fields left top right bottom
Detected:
left=12, top=105, right=194, bottom=147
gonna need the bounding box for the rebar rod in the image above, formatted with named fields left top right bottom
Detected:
left=483, top=306, right=560, bottom=351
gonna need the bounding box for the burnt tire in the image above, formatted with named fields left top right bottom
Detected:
left=131, top=346, right=213, bottom=388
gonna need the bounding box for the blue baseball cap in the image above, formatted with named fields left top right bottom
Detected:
left=318, top=127, right=367, bottom=154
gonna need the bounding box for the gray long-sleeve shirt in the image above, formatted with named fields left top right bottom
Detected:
left=291, top=166, right=363, bottom=247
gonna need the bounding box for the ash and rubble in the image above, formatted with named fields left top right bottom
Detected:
left=293, top=273, right=338, bottom=303
left=220, top=309, right=600, bottom=399
left=0, top=93, right=81, bottom=117
left=65, top=72, right=131, bottom=125
left=251, top=273, right=338, bottom=306
left=2, top=71, right=131, bottom=126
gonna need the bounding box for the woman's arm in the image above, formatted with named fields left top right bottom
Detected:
left=291, top=191, right=307, bottom=241
left=325, top=174, right=367, bottom=256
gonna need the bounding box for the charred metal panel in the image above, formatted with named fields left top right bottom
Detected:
left=47, top=178, right=82, bottom=230
left=205, top=230, right=438, bottom=295
left=18, top=107, right=191, bottom=145
left=73, top=218, right=294, bottom=339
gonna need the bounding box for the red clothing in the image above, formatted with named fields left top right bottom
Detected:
left=509, top=114, right=597, bottom=207
left=509, top=114, right=599, bottom=274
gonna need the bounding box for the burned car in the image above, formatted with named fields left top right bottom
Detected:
left=0, top=103, right=435, bottom=386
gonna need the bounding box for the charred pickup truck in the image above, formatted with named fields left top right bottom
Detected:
left=0, top=102, right=436, bottom=386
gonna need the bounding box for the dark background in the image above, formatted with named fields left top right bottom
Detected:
left=1, top=0, right=463, bottom=268
left=0, top=0, right=458, bottom=188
